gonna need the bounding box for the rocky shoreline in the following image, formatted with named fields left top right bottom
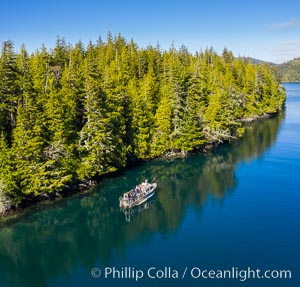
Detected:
left=0, top=110, right=283, bottom=219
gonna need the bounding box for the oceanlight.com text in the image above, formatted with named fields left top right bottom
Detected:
left=91, top=266, right=292, bottom=282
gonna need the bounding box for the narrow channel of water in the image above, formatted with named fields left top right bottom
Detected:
left=0, top=83, right=299, bottom=287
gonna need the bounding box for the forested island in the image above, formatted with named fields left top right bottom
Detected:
left=0, top=33, right=286, bottom=214
left=276, top=57, right=300, bottom=82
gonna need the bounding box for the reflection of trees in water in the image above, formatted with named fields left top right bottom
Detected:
left=0, top=111, right=285, bottom=287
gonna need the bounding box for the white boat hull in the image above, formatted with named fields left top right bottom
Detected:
left=119, top=182, right=157, bottom=208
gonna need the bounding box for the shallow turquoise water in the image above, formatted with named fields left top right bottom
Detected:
left=0, top=83, right=299, bottom=287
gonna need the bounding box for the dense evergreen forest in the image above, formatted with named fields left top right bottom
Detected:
left=0, top=33, right=286, bottom=213
left=276, top=57, right=300, bottom=82
left=0, top=112, right=284, bottom=287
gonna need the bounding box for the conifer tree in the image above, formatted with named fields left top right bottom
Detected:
left=79, top=43, right=127, bottom=178
left=128, top=68, right=156, bottom=158
left=0, top=40, right=20, bottom=141
left=151, top=84, right=172, bottom=156
left=178, top=60, right=207, bottom=151
left=0, top=134, right=15, bottom=212
left=0, top=36, right=286, bottom=209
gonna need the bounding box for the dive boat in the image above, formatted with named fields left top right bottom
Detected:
left=119, top=180, right=157, bottom=208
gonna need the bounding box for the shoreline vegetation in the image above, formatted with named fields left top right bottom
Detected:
left=0, top=34, right=286, bottom=216
left=276, top=57, right=300, bottom=82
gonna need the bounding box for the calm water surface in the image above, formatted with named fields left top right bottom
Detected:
left=0, top=83, right=299, bottom=287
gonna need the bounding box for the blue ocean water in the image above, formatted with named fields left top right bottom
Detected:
left=0, top=83, right=299, bottom=287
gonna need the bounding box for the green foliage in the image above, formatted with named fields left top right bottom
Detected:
left=276, top=57, right=300, bottom=82
left=0, top=35, right=286, bottom=209
left=0, top=41, right=20, bottom=142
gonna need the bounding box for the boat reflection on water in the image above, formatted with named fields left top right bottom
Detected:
left=120, top=198, right=156, bottom=222
left=0, top=110, right=286, bottom=287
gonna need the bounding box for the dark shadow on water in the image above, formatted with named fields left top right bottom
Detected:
left=0, top=111, right=285, bottom=287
